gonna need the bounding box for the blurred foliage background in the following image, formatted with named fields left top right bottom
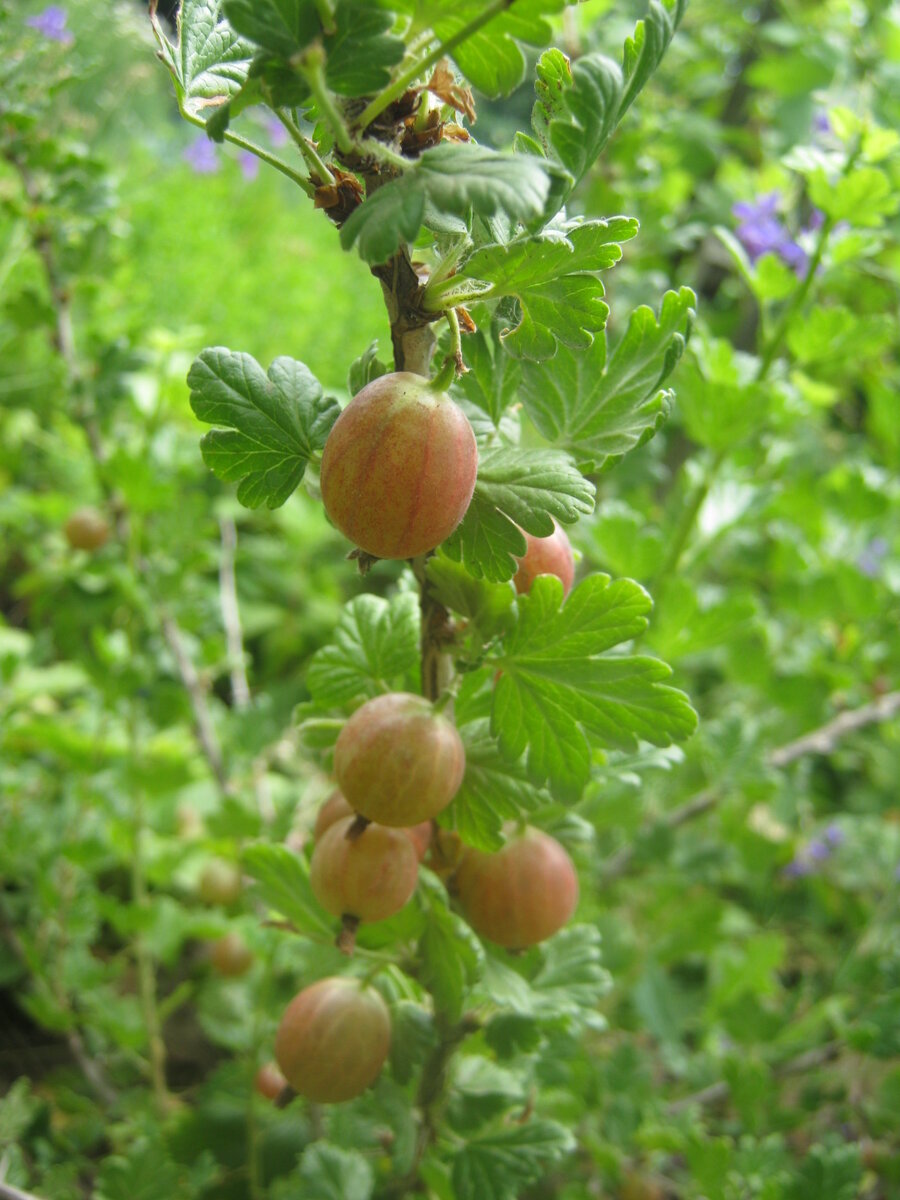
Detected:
left=1, top=1, right=899, bottom=1198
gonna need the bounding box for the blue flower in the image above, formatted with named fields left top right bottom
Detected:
left=266, top=117, right=289, bottom=148
left=733, top=192, right=808, bottom=275
left=814, top=110, right=832, bottom=135
left=239, top=152, right=260, bottom=181
left=824, top=822, right=845, bottom=847
left=183, top=137, right=220, bottom=175
left=857, top=537, right=888, bottom=580
left=782, top=857, right=813, bottom=879
left=26, top=5, right=73, bottom=44
left=807, top=839, right=831, bottom=863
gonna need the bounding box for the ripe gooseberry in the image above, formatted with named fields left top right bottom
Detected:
left=334, top=693, right=465, bottom=827
left=513, top=521, right=575, bottom=596
left=319, top=372, right=477, bottom=560
left=254, top=1062, right=287, bottom=1101
left=64, top=506, right=109, bottom=551
left=198, top=859, right=242, bottom=906
left=274, top=976, right=390, bottom=1103
left=209, top=931, right=253, bottom=977
left=310, top=816, right=418, bottom=924
left=314, top=790, right=432, bottom=861
left=455, top=826, right=578, bottom=950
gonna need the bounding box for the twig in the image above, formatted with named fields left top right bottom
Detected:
left=768, top=690, right=900, bottom=767
left=666, top=1041, right=839, bottom=1114
left=0, top=1178, right=46, bottom=1200
left=219, top=518, right=251, bottom=710
left=160, top=613, right=229, bottom=791
left=602, top=691, right=900, bottom=881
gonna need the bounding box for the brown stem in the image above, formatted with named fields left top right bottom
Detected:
left=337, top=914, right=360, bottom=955
left=345, top=814, right=371, bottom=840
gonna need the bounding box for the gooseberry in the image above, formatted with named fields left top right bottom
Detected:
left=319, top=372, right=477, bottom=560
left=313, top=790, right=432, bottom=860
left=310, top=816, right=418, bottom=923
left=274, top=976, right=390, bottom=1103
left=455, top=826, right=578, bottom=949
left=198, top=858, right=242, bottom=906
left=64, top=506, right=109, bottom=551
left=334, top=692, right=465, bottom=827
left=513, top=522, right=575, bottom=596
left=209, top=930, right=253, bottom=977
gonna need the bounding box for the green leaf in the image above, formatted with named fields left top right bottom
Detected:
left=518, top=287, right=695, bottom=471
left=451, top=719, right=547, bottom=850
left=418, top=879, right=485, bottom=1022
left=341, top=144, right=552, bottom=265
left=389, top=1001, right=437, bottom=1086
left=534, top=1, right=687, bottom=203
left=305, top=592, right=421, bottom=706
left=460, top=219, right=638, bottom=360
left=241, top=843, right=333, bottom=936
left=452, top=317, right=522, bottom=426
left=347, top=340, right=388, bottom=396
left=153, top=0, right=255, bottom=119
left=297, top=1143, right=374, bottom=1200
left=809, top=165, right=899, bottom=226
left=451, top=1120, right=576, bottom=1200
left=529, top=925, right=611, bottom=1016
left=324, top=0, right=405, bottom=95
left=493, top=575, right=697, bottom=797
left=187, top=349, right=338, bottom=509
left=222, top=0, right=321, bottom=60
left=675, top=339, right=771, bottom=451
left=443, top=448, right=594, bottom=582
left=424, top=557, right=516, bottom=639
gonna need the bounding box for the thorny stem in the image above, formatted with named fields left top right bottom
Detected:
left=275, top=110, right=336, bottom=185
left=355, top=0, right=514, bottom=131
left=299, top=47, right=354, bottom=155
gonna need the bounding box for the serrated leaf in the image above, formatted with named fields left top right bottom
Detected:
left=187, top=349, right=338, bottom=508
left=444, top=448, right=594, bottom=582
left=450, top=719, right=546, bottom=850
left=324, top=0, right=405, bottom=95
left=425, top=556, right=515, bottom=639
left=418, top=881, right=485, bottom=1021
left=222, top=0, right=320, bottom=60
left=341, top=144, right=551, bottom=264
left=492, top=575, right=697, bottom=797
left=306, top=593, right=421, bottom=706
left=297, top=1144, right=374, bottom=1200
left=153, top=0, right=255, bottom=119
left=242, top=843, right=333, bottom=936
left=529, top=926, right=612, bottom=1015
left=389, top=1001, right=438, bottom=1085
left=451, top=1120, right=576, bottom=1200
left=452, top=317, right=522, bottom=427
left=460, top=219, right=638, bottom=360
left=437, top=0, right=569, bottom=98
left=536, top=1, right=688, bottom=206
left=518, top=288, right=695, bottom=471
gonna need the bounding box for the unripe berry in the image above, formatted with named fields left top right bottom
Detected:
left=274, top=976, right=390, bottom=1103
left=198, top=859, right=242, bottom=906
left=334, top=693, right=465, bottom=827
left=310, top=817, right=418, bottom=923
left=513, top=522, right=575, bottom=596
left=313, top=790, right=432, bottom=860
left=320, top=372, right=478, bottom=560
left=64, top=506, right=109, bottom=551
left=254, top=1062, right=287, bottom=1101
left=455, top=827, right=578, bottom=949
left=209, top=931, right=253, bottom=977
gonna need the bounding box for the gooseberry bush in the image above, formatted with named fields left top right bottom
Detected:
left=146, top=0, right=702, bottom=1189
left=3, top=1, right=900, bottom=1198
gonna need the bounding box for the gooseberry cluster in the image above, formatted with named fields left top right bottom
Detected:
left=201, top=373, right=582, bottom=1105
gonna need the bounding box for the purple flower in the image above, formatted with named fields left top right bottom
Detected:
left=266, top=117, right=289, bottom=148
left=814, top=110, right=832, bottom=135
left=807, top=839, right=831, bottom=863
left=858, top=537, right=888, bottom=580
left=25, top=5, right=73, bottom=43
left=238, top=151, right=260, bottom=181
left=183, top=136, right=220, bottom=175
left=824, top=822, right=845, bottom=847
left=782, top=857, right=813, bottom=880
left=806, top=208, right=826, bottom=232
left=733, top=192, right=808, bottom=275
